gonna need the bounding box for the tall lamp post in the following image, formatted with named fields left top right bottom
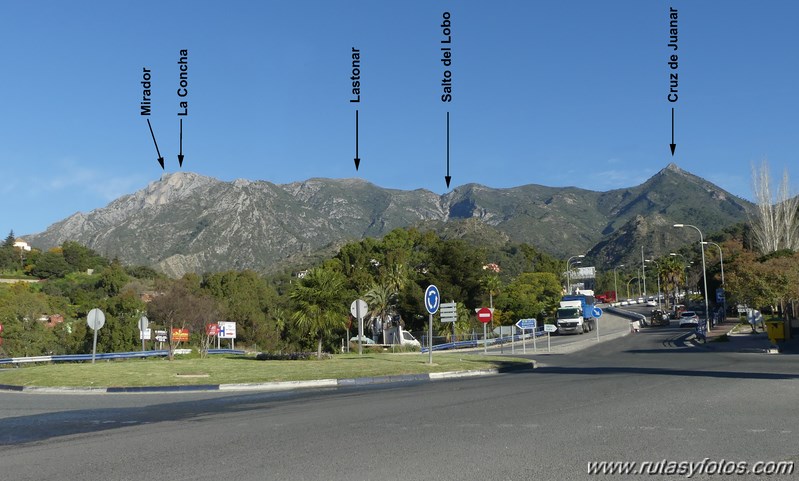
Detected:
left=640, top=246, right=647, bottom=298
left=645, top=259, right=662, bottom=310
left=613, top=265, right=624, bottom=304
left=674, top=224, right=710, bottom=335
left=626, top=277, right=639, bottom=301
left=702, top=241, right=726, bottom=323
left=566, top=254, right=585, bottom=294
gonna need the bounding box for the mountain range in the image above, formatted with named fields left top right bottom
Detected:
left=27, top=163, right=753, bottom=277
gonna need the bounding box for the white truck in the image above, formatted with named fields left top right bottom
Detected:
left=556, top=295, right=596, bottom=334
left=383, top=325, right=421, bottom=348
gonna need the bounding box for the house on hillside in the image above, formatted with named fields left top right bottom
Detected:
left=13, top=238, right=32, bottom=252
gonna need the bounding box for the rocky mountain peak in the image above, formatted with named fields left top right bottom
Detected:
left=26, top=165, right=753, bottom=276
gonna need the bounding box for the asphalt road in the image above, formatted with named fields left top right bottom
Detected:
left=2, top=316, right=798, bottom=481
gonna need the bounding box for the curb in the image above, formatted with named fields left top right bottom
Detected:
left=0, top=360, right=536, bottom=394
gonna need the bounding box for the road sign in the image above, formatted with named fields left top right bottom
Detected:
left=350, top=299, right=368, bottom=319
left=87, top=308, right=106, bottom=331
left=440, top=301, right=457, bottom=322
left=592, top=307, right=603, bottom=318
left=477, top=307, right=492, bottom=324
left=716, top=288, right=725, bottom=303
left=139, top=328, right=152, bottom=340
left=424, top=285, right=440, bottom=314
left=87, top=308, right=106, bottom=364
left=544, top=324, right=557, bottom=333
left=218, top=321, right=237, bottom=339
left=138, top=315, right=149, bottom=331
left=155, top=330, right=168, bottom=342
left=516, top=318, right=537, bottom=330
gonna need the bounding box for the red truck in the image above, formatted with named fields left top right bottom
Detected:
left=595, top=291, right=617, bottom=303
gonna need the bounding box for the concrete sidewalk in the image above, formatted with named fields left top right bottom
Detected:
left=693, top=318, right=799, bottom=354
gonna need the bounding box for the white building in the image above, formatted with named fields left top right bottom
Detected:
left=13, top=239, right=32, bottom=252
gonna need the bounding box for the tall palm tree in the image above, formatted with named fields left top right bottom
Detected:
left=660, top=256, right=684, bottom=310
left=481, top=273, right=502, bottom=309
left=364, top=283, right=395, bottom=342
left=383, top=263, right=407, bottom=296
left=290, top=267, right=347, bottom=358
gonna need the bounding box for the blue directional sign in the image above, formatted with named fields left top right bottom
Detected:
left=424, top=285, right=440, bottom=314
left=515, top=318, right=537, bottom=330
left=592, top=306, right=603, bottom=318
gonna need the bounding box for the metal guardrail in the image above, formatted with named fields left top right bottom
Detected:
left=0, top=349, right=245, bottom=365
left=421, top=331, right=546, bottom=352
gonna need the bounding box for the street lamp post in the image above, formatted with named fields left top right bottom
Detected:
left=613, top=265, right=624, bottom=304
left=626, top=277, right=639, bottom=301
left=702, top=241, right=726, bottom=323
left=674, top=224, right=710, bottom=335
left=566, top=255, right=585, bottom=294
left=645, top=259, right=662, bottom=310
left=641, top=246, right=647, bottom=298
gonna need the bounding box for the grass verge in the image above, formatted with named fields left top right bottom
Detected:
left=0, top=353, right=532, bottom=388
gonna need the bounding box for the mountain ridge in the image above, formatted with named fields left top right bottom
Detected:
left=27, top=163, right=753, bottom=276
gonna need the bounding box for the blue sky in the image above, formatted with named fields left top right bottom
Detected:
left=2, top=1, right=798, bottom=236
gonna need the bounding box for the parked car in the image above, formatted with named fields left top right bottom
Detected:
left=678, top=311, right=699, bottom=328
left=646, top=299, right=657, bottom=307
left=349, top=335, right=375, bottom=345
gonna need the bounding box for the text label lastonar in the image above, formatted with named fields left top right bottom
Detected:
left=350, top=47, right=361, bottom=103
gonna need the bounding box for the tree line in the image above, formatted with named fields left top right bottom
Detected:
left=0, top=228, right=567, bottom=359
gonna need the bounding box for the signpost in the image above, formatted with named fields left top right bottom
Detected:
left=544, top=323, right=557, bottom=352
left=515, top=318, right=536, bottom=353
left=439, top=302, right=457, bottom=322
left=350, top=299, right=368, bottom=356
left=592, top=306, right=603, bottom=341
left=138, top=315, right=149, bottom=351
left=218, top=321, right=237, bottom=349
left=86, top=308, right=106, bottom=364
left=440, top=301, right=458, bottom=345
left=424, top=285, right=440, bottom=364
left=155, top=330, right=168, bottom=349
left=477, top=307, right=492, bottom=354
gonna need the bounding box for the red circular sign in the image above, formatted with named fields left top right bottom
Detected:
left=477, top=307, right=493, bottom=323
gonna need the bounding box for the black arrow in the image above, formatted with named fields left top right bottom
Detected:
left=354, top=110, right=360, bottom=171
left=147, top=119, right=165, bottom=169
left=670, top=107, right=676, bottom=156
left=445, top=111, right=451, bottom=188
left=178, top=118, right=184, bottom=167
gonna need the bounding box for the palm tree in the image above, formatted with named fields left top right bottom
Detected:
left=660, top=256, right=684, bottom=310
left=364, top=283, right=395, bottom=342
left=383, top=263, right=407, bottom=296
left=481, top=273, right=501, bottom=309
left=290, top=267, right=347, bottom=358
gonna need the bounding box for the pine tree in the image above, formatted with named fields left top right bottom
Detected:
left=3, top=230, right=15, bottom=247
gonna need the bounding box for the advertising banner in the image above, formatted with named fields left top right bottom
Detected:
left=171, top=328, right=189, bottom=342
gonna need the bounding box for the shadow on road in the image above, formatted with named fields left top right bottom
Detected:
left=0, top=386, right=381, bottom=447
left=533, top=364, right=799, bottom=381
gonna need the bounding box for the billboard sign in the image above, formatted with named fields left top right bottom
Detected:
left=218, top=321, right=237, bottom=339
left=171, top=328, right=189, bottom=342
